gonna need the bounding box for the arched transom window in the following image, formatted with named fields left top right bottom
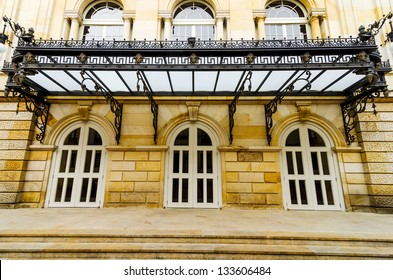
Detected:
left=82, top=1, right=124, bottom=40
left=172, top=1, right=215, bottom=40
left=265, top=0, right=308, bottom=40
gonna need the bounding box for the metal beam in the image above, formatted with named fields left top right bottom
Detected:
left=228, top=70, right=252, bottom=144
left=80, top=70, right=123, bottom=144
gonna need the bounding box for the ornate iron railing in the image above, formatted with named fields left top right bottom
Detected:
left=18, top=37, right=376, bottom=51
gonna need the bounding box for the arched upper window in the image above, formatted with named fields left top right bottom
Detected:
left=172, top=1, right=215, bottom=40
left=82, top=1, right=124, bottom=40
left=265, top=0, right=308, bottom=40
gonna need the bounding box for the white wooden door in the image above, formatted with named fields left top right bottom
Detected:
left=166, top=124, right=220, bottom=208
left=282, top=123, right=344, bottom=210
left=47, top=123, right=106, bottom=207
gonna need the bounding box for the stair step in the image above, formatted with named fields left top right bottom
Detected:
left=1, top=242, right=393, bottom=259
left=1, top=233, right=393, bottom=247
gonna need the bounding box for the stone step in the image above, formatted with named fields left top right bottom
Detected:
left=1, top=242, right=393, bottom=259
left=1, top=232, right=393, bottom=259
left=1, top=233, right=393, bottom=248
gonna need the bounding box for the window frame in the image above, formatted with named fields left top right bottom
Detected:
left=265, top=0, right=309, bottom=40
left=172, top=1, right=216, bottom=40
left=80, top=1, right=124, bottom=40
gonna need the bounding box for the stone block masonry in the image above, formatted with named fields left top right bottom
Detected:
left=105, top=147, right=166, bottom=207
left=0, top=103, right=33, bottom=208
left=357, top=102, right=393, bottom=213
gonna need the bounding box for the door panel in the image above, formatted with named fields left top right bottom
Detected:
left=167, top=124, right=219, bottom=208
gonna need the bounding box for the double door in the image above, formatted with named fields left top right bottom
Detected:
left=167, top=124, right=219, bottom=208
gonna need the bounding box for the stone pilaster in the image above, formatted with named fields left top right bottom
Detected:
left=0, top=102, right=34, bottom=208
left=357, top=101, right=393, bottom=213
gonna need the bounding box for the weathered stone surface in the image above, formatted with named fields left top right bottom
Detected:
left=240, top=193, right=266, bottom=204
left=370, top=196, right=393, bottom=208
left=0, top=193, right=17, bottom=203
left=146, top=193, right=159, bottom=203
left=105, top=192, right=120, bottom=203
left=263, top=152, right=278, bottom=162
left=252, top=183, right=280, bottom=194
left=366, top=174, right=393, bottom=185
left=148, top=172, right=161, bottom=182
left=125, top=152, right=149, bottom=161
left=0, top=182, right=21, bottom=192
left=226, top=193, right=239, bottom=204
left=266, top=194, right=281, bottom=205
left=121, top=193, right=146, bottom=203
left=349, top=195, right=370, bottom=206
left=107, top=182, right=134, bottom=192
left=110, top=152, right=124, bottom=161
left=225, top=152, right=237, bottom=162
left=226, top=183, right=252, bottom=193
left=134, top=182, right=160, bottom=192
left=368, top=185, right=393, bottom=195
left=19, top=192, right=40, bottom=203
left=110, top=172, right=123, bottom=182
left=225, top=162, right=251, bottom=172
left=238, top=172, right=264, bottom=183
left=264, top=173, right=280, bottom=183
left=149, top=152, right=161, bottom=161
left=225, top=172, right=239, bottom=182
left=237, top=152, right=262, bottom=162
left=251, top=162, right=277, bottom=172
left=136, top=162, right=161, bottom=171
left=123, top=171, right=148, bottom=182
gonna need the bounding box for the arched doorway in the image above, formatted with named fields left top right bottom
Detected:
left=46, top=122, right=107, bottom=207
left=165, top=122, right=221, bottom=208
left=280, top=122, right=344, bottom=210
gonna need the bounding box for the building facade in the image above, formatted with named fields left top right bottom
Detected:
left=0, top=0, right=393, bottom=213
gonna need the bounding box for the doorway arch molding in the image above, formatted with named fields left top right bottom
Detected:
left=44, top=112, right=116, bottom=147
left=270, top=113, right=347, bottom=148
left=157, top=113, right=230, bottom=147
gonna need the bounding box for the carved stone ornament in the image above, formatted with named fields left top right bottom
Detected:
left=296, top=102, right=312, bottom=121
left=78, top=101, right=92, bottom=121
left=300, top=52, right=312, bottom=64
left=77, top=53, right=88, bottom=64
left=13, top=70, right=26, bottom=85
left=186, top=102, right=201, bottom=121
left=24, top=52, right=36, bottom=64
left=246, top=53, right=255, bottom=64
left=134, top=53, right=144, bottom=64
left=189, top=53, right=199, bottom=64
left=356, top=51, right=368, bottom=62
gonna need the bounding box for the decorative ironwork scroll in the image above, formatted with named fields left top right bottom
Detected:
left=265, top=70, right=312, bottom=145
left=228, top=71, right=252, bottom=144
left=6, top=85, right=50, bottom=143
left=80, top=70, right=123, bottom=144
left=341, top=89, right=383, bottom=145
left=136, top=70, right=158, bottom=144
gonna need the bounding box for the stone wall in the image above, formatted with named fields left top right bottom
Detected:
left=221, top=148, right=281, bottom=209
left=105, top=148, right=165, bottom=207
left=358, top=102, right=393, bottom=214
left=0, top=103, right=33, bottom=208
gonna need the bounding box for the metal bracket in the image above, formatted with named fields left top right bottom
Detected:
left=136, top=70, right=159, bottom=144
left=228, top=71, right=252, bottom=144
left=341, top=89, right=383, bottom=145
left=265, top=70, right=312, bottom=145
left=80, top=70, right=123, bottom=144
left=7, top=85, right=50, bottom=143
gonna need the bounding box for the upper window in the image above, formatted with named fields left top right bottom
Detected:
left=265, top=0, right=308, bottom=40
left=172, top=1, right=215, bottom=40
left=82, top=1, right=124, bottom=40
